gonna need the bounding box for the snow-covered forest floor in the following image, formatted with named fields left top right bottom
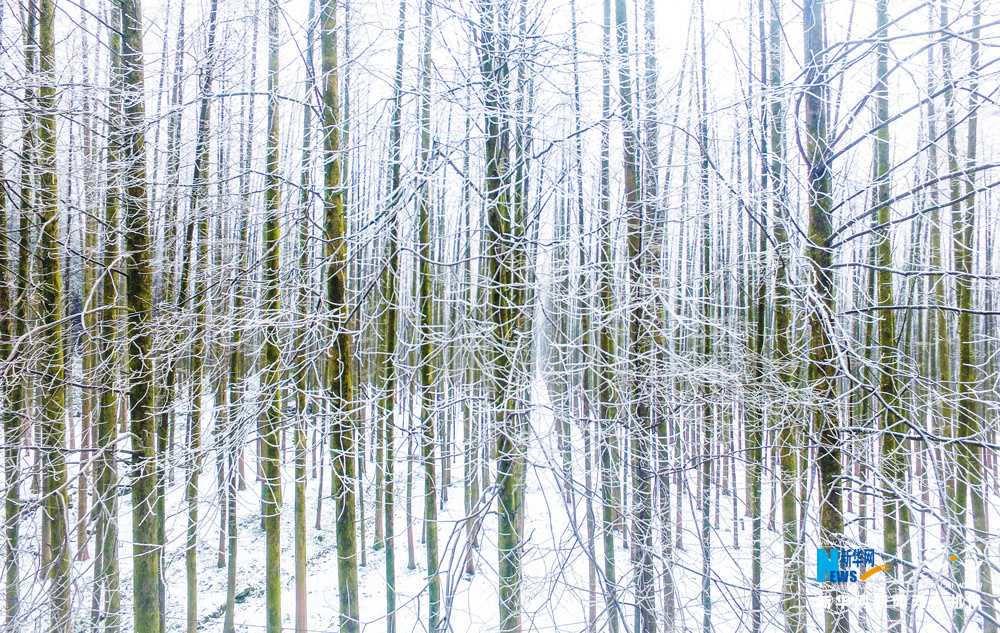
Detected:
left=13, top=377, right=990, bottom=633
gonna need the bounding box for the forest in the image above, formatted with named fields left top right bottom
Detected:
left=0, top=0, right=998, bottom=631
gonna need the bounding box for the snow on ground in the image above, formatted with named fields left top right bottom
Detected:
left=12, top=375, right=994, bottom=632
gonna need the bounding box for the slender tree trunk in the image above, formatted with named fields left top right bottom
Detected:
left=93, top=6, right=124, bottom=630
left=746, top=2, right=767, bottom=630
left=696, top=2, right=713, bottom=629
left=0, top=75, right=15, bottom=633
left=321, top=0, right=360, bottom=628
left=380, top=1, right=406, bottom=630
left=157, top=4, right=186, bottom=619
left=803, top=1, right=846, bottom=631
left=37, top=0, right=71, bottom=629
left=569, top=0, right=598, bottom=628
left=294, top=4, right=317, bottom=633
left=261, top=1, right=283, bottom=630
left=940, top=3, right=967, bottom=626
left=598, top=0, right=618, bottom=628
left=417, top=0, right=439, bottom=626
left=612, top=0, right=654, bottom=630
left=184, top=3, right=220, bottom=629
left=5, top=3, right=36, bottom=627
left=872, top=2, right=905, bottom=630
left=769, top=1, right=803, bottom=630
left=958, top=4, right=994, bottom=630
left=78, top=22, right=97, bottom=562
left=478, top=2, right=527, bottom=630
left=119, top=0, right=159, bottom=628
left=223, top=14, right=259, bottom=623
left=156, top=6, right=184, bottom=617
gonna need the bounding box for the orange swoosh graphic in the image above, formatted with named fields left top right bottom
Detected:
left=860, top=563, right=893, bottom=581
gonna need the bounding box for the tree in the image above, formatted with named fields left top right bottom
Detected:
left=37, top=0, right=71, bottom=628
left=261, top=0, right=283, bottom=629
left=953, top=1, right=995, bottom=630
left=477, top=1, right=530, bottom=630
left=184, top=1, right=221, bottom=629
left=768, top=1, right=803, bottom=630
left=379, top=1, right=407, bottom=630
left=612, top=0, right=654, bottom=630
left=321, top=0, right=360, bottom=628
left=872, top=2, right=906, bottom=630
left=598, top=0, right=619, bottom=628
left=4, top=2, right=36, bottom=627
left=294, top=2, right=318, bottom=632
left=119, top=0, right=159, bottom=629
left=92, top=3, right=124, bottom=630
left=417, top=0, right=441, bottom=627
left=802, top=1, right=846, bottom=631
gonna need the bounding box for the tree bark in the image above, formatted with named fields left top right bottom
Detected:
left=37, top=0, right=71, bottom=629
left=417, top=0, right=440, bottom=628
left=119, top=0, right=159, bottom=629
left=802, top=1, right=846, bottom=631
left=598, top=0, right=618, bottom=628
left=380, top=1, right=406, bottom=630
left=294, top=3, right=317, bottom=633
left=321, top=0, right=360, bottom=628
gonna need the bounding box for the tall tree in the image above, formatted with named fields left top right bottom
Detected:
left=294, top=2, right=318, bottom=632
left=478, top=1, right=528, bottom=630
left=952, top=1, right=995, bottom=630
left=940, top=2, right=967, bottom=626
left=598, top=0, right=619, bottom=628
left=613, top=0, right=654, bottom=630
left=261, top=0, right=283, bottom=630
left=77, top=9, right=97, bottom=565
left=747, top=1, right=768, bottom=630
left=769, top=0, right=803, bottom=630
left=184, top=2, right=221, bottom=629
left=322, top=0, right=360, bottom=628
left=157, top=8, right=185, bottom=622
left=872, top=1, right=906, bottom=630
left=119, top=0, right=159, bottom=629
left=417, top=0, right=440, bottom=628
left=37, top=0, right=71, bottom=629
left=93, top=3, right=124, bottom=630
left=569, top=0, right=598, bottom=626
left=0, top=89, right=13, bottom=633
left=696, top=1, right=713, bottom=629
left=802, top=0, right=846, bottom=631
left=379, top=0, right=407, bottom=630
left=4, top=2, right=37, bottom=627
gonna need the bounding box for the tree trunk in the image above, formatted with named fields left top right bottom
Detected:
left=417, top=0, right=439, bottom=626
left=184, top=2, right=220, bottom=629
left=872, top=2, right=905, bottom=630
left=294, top=3, right=316, bottom=632
left=612, top=0, right=654, bottom=629
left=697, top=2, right=713, bottom=629
left=37, top=0, right=71, bottom=628
left=262, top=1, right=283, bottom=630
left=747, top=1, right=767, bottom=630
left=93, top=5, right=124, bottom=629
left=5, top=3, right=36, bottom=627
left=321, top=0, right=360, bottom=628
left=769, top=1, right=803, bottom=629
left=802, top=1, right=846, bottom=630
left=958, top=3, right=994, bottom=630
left=598, top=0, right=618, bottom=628
left=380, top=1, right=406, bottom=630
left=119, top=0, right=159, bottom=628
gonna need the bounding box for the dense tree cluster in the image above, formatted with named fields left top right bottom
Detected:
left=0, top=0, right=998, bottom=631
